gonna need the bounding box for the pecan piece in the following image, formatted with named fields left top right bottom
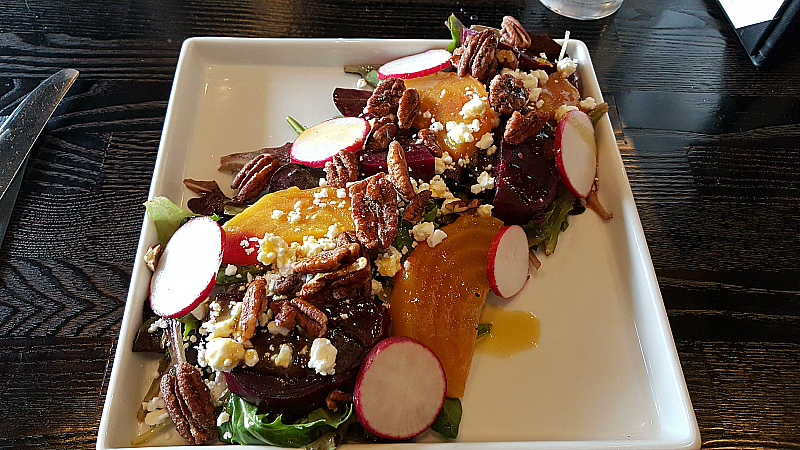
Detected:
left=299, top=256, right=370, bottom=299
left=239, top=277, right=267, bottom=342
left=365, top=116, right=397, bottom=151
left=144, top=244, right=161, bottom=271
left=457, top=29, right=498, bottom=82
left=387, top=141, right=415, bottom=200
left=504, top=108, right=549, bottom=144
left=232, top=153, right=280, bottom=202
left=292, top=243, right=360, bottom=274
left=326, top=389, right=352, bottom=412
left=396, top=88, right=420, bottom=130
left=497, top=49, right=518, bottom=70
left=160, top=363, right=217, bottom=445
left=500, top=16, right=531, bottom=49
left=443, top=198, right=481, bottom=214
left=366, top=77, right=406, bottom=117
left=290, top=297, right=328, bottom=337
left=416, top=128, right=442, bottom=157
left=271, top=299, right=298, bottom=330
left=489, top=73, right=529, bottom=115
left=273, top=273, right=303, bottom=296
left=349, top=173, right=398, bottom=249
left=324, top=150, right=360, bottom=188
left=403, top=189, right=432, bottom=222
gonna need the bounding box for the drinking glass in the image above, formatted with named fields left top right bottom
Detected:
left=539, top=0, right=623, bottom=20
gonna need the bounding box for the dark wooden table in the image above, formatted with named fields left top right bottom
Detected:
left=1, top=0, right=798, bottom=448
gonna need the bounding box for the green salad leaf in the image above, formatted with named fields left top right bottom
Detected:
left=343, top=65, right=381, bottom=87
left=392, top=197, right=439, bottom=258
left=177, top=314, right=201, bottom=339
left=430, top=397, right=462, bottom=438
left=143, top=196, right=195, bottom=246
left=522, top=191, right=575, bottom=255
left=218, top=393, right=353, bottom=447
left=445, top=14, right=465, bottom=53
left=215, top=264, right=267, bottom=286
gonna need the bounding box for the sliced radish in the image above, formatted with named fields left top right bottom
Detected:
left=377, top=49, right=453, bottom=80
left=554, top=110, right=598, bottom=198
left=354, top=336, right=446, bottom=440
left=290, top=117, right=370, bottom=168
left=487, top=225, right=530, bottom=298
left=149, top=216, right=224, bottom=318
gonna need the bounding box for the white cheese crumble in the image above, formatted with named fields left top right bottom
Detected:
left=308, top=338, right=337, bottom=376
left=557, top=57, right=578, bottom=78
left=445, top=121, right=474, bottom=145
left=224, top=264, right=238, bottom=276
left=579, top=96, right=597, bottom=111
left=476, top=204, right=494, bottom=217
left=460, top=92, right=487, bottom=119
left=271, top=209, right=286, bottom=220
left=475, top=132, right=494, bottom=150
left=375, top=245, right=403, bottom=277
left=243, top=348, right=260, bottom=367
left=356, top=77, right=368, bottom=89
left=272, top=343, right=293, bottom=368
left=411, top=222, right=435, bottom=242
left=217, top=411, right=231, bottom=426
left=470, top=171, right=495, bottom=194
left=427, top=229, right=448, bottom=247
left=205, top=337, right=245, bottom=372
left=257, top=233, right=296, bottom=275
left=371, top=279, right=383, bottom=296
left=555, top=105, right=580, bottom=122
left=500, top=68, right=539, bottom=89
left=267, top=320, right=291, bottom=336
left=429, top=120, right=444, bottom=132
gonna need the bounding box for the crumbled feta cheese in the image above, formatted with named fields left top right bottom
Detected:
left=375, top=246, right=403, bottom=277
left=371, top=279, right=383, bottom=296
left=326, top=223, right=340, bottom=240
left=336, top=188, right=347, bottom=198
left=411, top=222, right=435, bottom=242
left=535, top=99, right=545, bottom=109
left=217, top=411, right=231, bottom=426
left=257, top=233, right=296, bottom=275
left=477, top=204, right=494, bottom=217
left=148, top=317, right=168, bottom=334
left=529, top=87, right=543, bottom=103
left=532, top=69, right=549, bottom=85
left=460, top=93, right=487, bottom=119
left=470, top=171, right=495, bottom=194
left=296, top=235, right=336, bottom=258
left=144, top=409, right=170, bottom=426
left=555, top=105, right=580, bottom=122
left=202, top=302, right=242, bottom=339
left=271, top=209, right=286, bottom=220
left=205, top=337, right=245, bottom=372
left=486, top=144, right=497, bottom=156
left=557, top=57, right=578, bottom=78
left=267, top=320, right=291, bottom=336
left=427, top=229, right=448, bottom=248
left=356, top=77, right=368, bottom=89
left=475, top=132, right=494, bottom=150
left=244, top=348, right=260, bottom=367
left=224, top=264, right=238, bottom=276
left=429, top=120, right=444, bottom=132
left=272, top=343, right=293, bottom=368
left=308, top=338, right=337, bottom=376
left=579, top=96, right=597, bottom=111
left=422, top=110, right=432, bottom=119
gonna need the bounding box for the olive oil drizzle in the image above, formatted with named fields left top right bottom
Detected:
left=475, top=304, right=541, bottom=357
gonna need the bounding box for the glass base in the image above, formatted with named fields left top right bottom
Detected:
left=539, top=0, right=623, bottom=20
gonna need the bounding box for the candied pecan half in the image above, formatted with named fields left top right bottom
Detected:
left=336, top=229, right=360, bottom=247
left=326, top=389, right=352, bottom=412
left=504, top=108, right=549, bottom=144
left=160, top=363, right=217, bottom=445
left=416, top=128, right=442, bottom=157
left=349, top=173, right=398, bottom=249
left=497, top=49, right=518, bottom=70
left=500, top=16, right=531, bottom=49
left=273, top=273, right=303, bottom=296
left=365, top=116, right=397, bottom=151
left=144, top=244, right=161, bottom=272
left=387, top=141, right=415, bottom=200
left=298, top=257, right=370, bottom=299
left=271, top=299, right=298, bottom=330
left=290, top=297, right=328, bottom=337
left=366, top=77, right=406, bottom=117
left=239, top=277, right=267, bottom=342
left=324, top=150, right=360, bottom=188
left=489, top=73, right=529, bottom=115
left=442, top=198, right=481, bottom=214
left=457, top=29, right=498, bottom=82
left=396, top=88, right=420, bottom=130
left=232, top=153, right=280, bottom=202
left=403, top=189, right=432, bottom=222
left=292, top=243, right=360, bottom=274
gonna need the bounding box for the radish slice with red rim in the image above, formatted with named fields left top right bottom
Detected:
left=554, top=110, right=598, bottom=199
left=377, top=49, right=453, bottom=80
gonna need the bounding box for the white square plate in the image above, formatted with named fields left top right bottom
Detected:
left=97, top=38, right=701, bottom=450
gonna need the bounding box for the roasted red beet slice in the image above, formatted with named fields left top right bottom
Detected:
left=267, top=163, right=324, bottom=193
left=491, top=133, right=560, bottom=225
left=333, top=88, right=373, bottom=118
left=359, top=143, right=435, bottom=181
left=225, top=296, right=390, bottom=415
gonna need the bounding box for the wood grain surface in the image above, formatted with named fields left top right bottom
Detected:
left=1, top=0, right=798, bottom=448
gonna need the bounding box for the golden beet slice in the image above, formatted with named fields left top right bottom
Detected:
left=389, top=215, right=503, bottom=397
left=537, top=74, right=580, bottom=120
left=405, top=72, right=496, bottom=162
left=222, top=186, right=355, bottom=265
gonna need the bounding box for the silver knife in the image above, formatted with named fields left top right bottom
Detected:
left=0, top=68, right=79, bottom=246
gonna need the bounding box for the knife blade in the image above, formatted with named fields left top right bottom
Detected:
left=0, top=68, right=79, bottom=246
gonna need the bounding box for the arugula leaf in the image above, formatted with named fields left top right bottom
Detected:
left=143, top=196, right=194, bottom=246
left=445, top=14, right=465, bottom=53
left=343, top=65, right=381, bottom=87
left=215, top=264, right=267, bottom=286
left=430, top=397, right=462, bottom=438
left=392, top=197, right=439, bottom=258
left=177, top=314, right=201, bottom=339
left=587, top=102, right=609, bottom=124
left=476, top=323, right=492, bottom=339
left=522, top=191, right=575, bottom=255
left=218, top=393, right=353, bottom=447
